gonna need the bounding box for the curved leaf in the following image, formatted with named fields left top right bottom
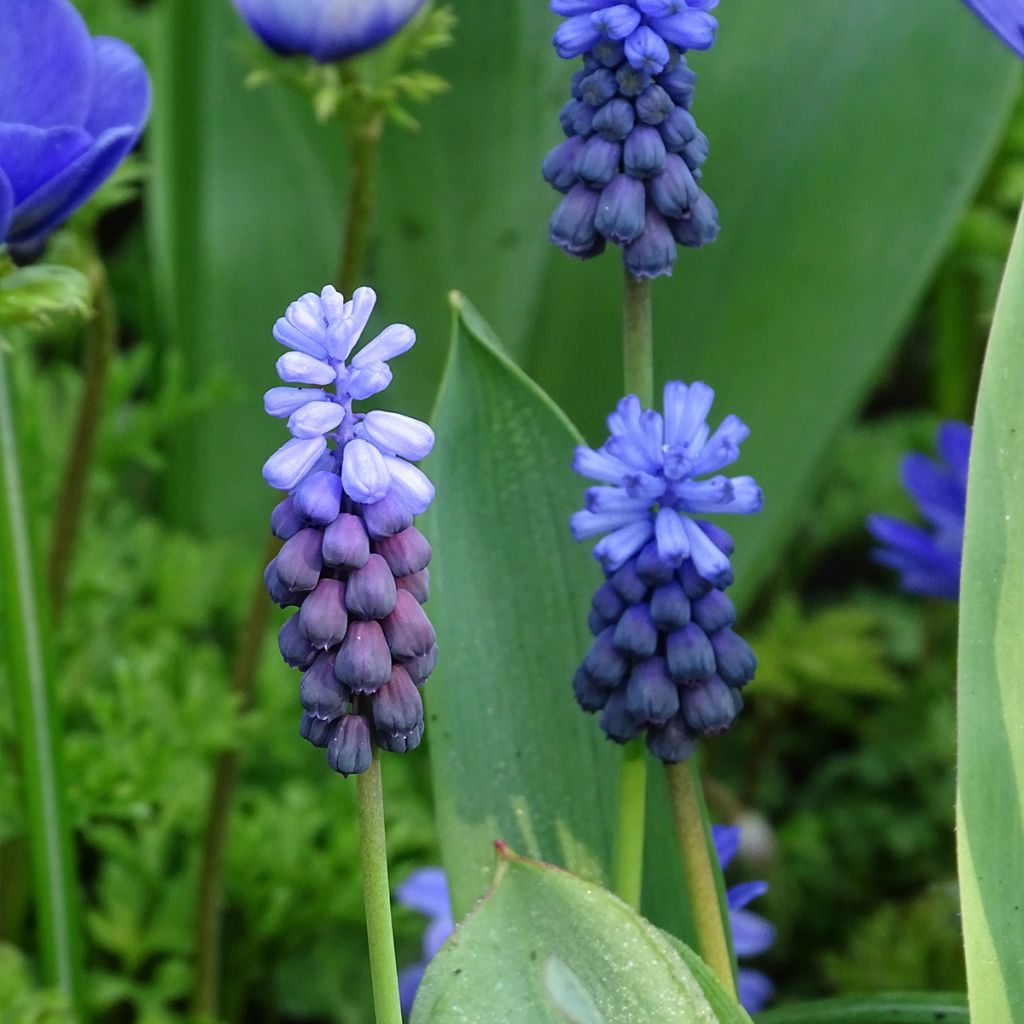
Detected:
left=754, top=993, right=968, bottom=1024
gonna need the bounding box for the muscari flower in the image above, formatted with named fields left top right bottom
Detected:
left=712, top=825, right=775, bottom=1014
left=232, top=0, right=427, bottom=63
left=544, top=0, right=721, bottom=279
left=0, top=0, right=151, bottom=247
left=960, top=1, right=1024, bottom=59
left=866, top=421, right=970, bottom=602
left=263, top=285, right=437, bottom=777
left=570, top=382, right=763, bottom=761
left=395, top=867, right=453, bottom=1017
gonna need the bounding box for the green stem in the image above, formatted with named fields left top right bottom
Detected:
left=47, top=257, right=116, bottom=620
left=622, top=270, right=653, bottom=404
left=612, top=739, right=647, bottom=910
left=0, top=346, right=84, bottom=1010
left=357, top=748, right=403, bottom=1024
left=338, top=111, right=385, bottom=295
left=664, top=761, right=736, bottom=995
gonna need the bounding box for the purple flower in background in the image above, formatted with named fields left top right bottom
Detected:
left=713, top=825, right=776, bottom=1013
left=545, top=0, right=721, bottom=277
left=232, top=0, right=427, bottom=63
left=0, top=0, right=151, bottom=247
left=961, top=0, right=1024, bottom=59
left=395, top=868, right=453, bottom=1017
left=866, top=421, right=970, bottom=601
left=571, top=382, right=762, bottom=762
left=264, top=286, right=437, bottom=777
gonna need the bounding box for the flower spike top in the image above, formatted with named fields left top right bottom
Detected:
left=571, top=381, right=762, bottom=763
left=866, top=420, right=970, bottom=601
left=263, top=286, right=437, bottom=777
left=544, top=0, right=722, bottom=278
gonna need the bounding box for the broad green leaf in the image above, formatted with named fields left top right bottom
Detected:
left=659, top=930, right=752, bottom=1024
left=411, top=845, right=735, bottom=1024
left=754, top=993, right=969, bottom=1024
left=956, top=204, right=1024, bottom=1024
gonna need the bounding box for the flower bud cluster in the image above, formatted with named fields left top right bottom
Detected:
left=263, top=285, right=437, bottom=776
left=545, top=0, right=721, bottom=279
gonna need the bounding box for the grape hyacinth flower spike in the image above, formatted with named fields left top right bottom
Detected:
left=571, top=381, right=763, bottom=761
left=866, top=420, right=970, bottom=601
left=263, top=285, right=438, bottom=777
left=544, top=0, right=722, bottom=278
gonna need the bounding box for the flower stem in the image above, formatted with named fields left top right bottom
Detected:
left=339, top=110, right=386, bottom=296
left=47, top=256, right=115, bottom=620
left=664, top=760, right=737, bottom=995
left=623, top=270, right=653, bottom=404
left=0, top=345, right=84, bottom=1011
left=357, top=747, right=404, bottom=1024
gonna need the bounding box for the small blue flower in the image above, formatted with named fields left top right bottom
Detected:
left=960, top=1, right=1024, bottom=59
left=395, top=867, right=453, bottom=1017
left=264, top=286, right=437, bottom=776
left=0, top=0, right=151, bottom=246
left=866, top=421, right=970, bottom=601
left=712, top=825, right=776, bottom=1014
left=546, top=0, right=720, bottom=277
left=232, top=0, right=427, bottom=63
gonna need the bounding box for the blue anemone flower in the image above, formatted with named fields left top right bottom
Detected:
left=395, top=868, right=453, bottom=1017
left=866, top=421, right=970, bottom=601
left=961, top=1, right=1024, bottom=58
left=713, top=825, right=776, bottom=1013
left=232, top=0, right=427, bottom=63
left=0, top=0, right=151, bottom=247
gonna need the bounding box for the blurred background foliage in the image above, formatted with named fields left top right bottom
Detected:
left=0, top=0, right=1022, bottom=1020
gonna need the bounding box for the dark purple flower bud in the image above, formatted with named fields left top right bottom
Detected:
left=550, top=183, right=601, bottom=256
left=300, top=650, right=350, bottom=719
left=659, top=106, right=698, bottom=151
left=560, top=99, right=584, bottom=135
left=361, top=490, right=414, bottom=539
left=375, top=526, right=431, bottom=578
left=697, top=520, right=735, bottom=556
left=592, top=581, right=625, bottom=621
left=681, top=131, right=709, bottom=173
left=299, top=578, right=349, bottom=649
left=624, top=124, right=668, bottom=178
left=276, top=527, right=324, bottom=592
left=579, top=67, right=618, bottom=107
left=334, top=619, right=392, bottom=692
left=322, top=512, right=370, bottom=569
left=595, top=174, right=646, bottom=245
left=648, top=153, right=699, bottom=218
left=396, top=568, right=430, bottom=605
left=588, top=607, right=610, bottom=636
left=679, top=558, right=713, bottom=598
left=636, top=540, right=676, bottom=583
left=635, top=85, right=674, bottom=125
left=346, top=553, right=398, bottom=620
left=624, top=210, right=677, bottom=279
left=573, top=136, right=622, bottom=187
left=692, top=589, right=735, bottom=634
left=300, top=711, right=334, bottom=748
left=264, top=559, right=303, bottom=608
left=381, top=590, right=436, bottom=660
left=271, top=496, right=305, bottom=539
left=610, top=559, right=649, bottom=603
left=377, top=720, right=424, bottom=754
left=626, top=657, right=679, bottom=725
left=372, top=665, right=423, bottom=735
left=279, top=612, right=317, bottom=669
left=681, top=676, right=742, bottom=734
left=543, top=136, right=585, bottom=193
left=572, top=101, right=597, bottom=137
left=650, top=580, right=691, bottom=631
left=646, top=713, right=698, bottom=763
left=584, top=627, right=629, bottom=686
left=593, top=38, right=626, bottom=67
left=670, top=192, right=719, bottom=248
left=711, top=628, right=757, bottom=686
left=593, top=98, right=636, bottom=141
left=615, top=63, right=652, bottom=97
left=666, top=622, right=716, bottom=683
left=600, top=686, right=644, bottom=744
left=659, top=65, right=697, bottom=106
left=404, top=644, right=438, bottom=687
left=326, top=714, right=372, bottom=777
left=613, top=603, right=658, bottom=657
left=570, top=68, right=588, bottom=101
left=293, top=469, right=343, bottom=526
left=573, top=665, right=613, bottom=712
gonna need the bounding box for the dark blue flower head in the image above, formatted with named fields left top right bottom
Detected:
left=571, top=382, right=762, bottom=761
left=0, top=0, right=151, bottom=247
left=545, top=0, right=720, bottom=278
left=232, top=0, right=427, bottom=63
left=713, top=825, right=776, bottom=1014
left=264, top=286, right=437, bottom=776
left=960, top=1, right=1024, bottom=59
left=866, top=421, right=970, bottom=601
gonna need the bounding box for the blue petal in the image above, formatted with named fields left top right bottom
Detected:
left=276, top=351, right=336, bottom=386
left=901, top=452, right=963, bottom=531
left=592, top=4, right=642, bottom=41
left=395, top=867, right=451, bottom=919
left=553, top=15, right=604, bottom=59
left=960, top=0, right=1024, bottom=58
left=423, top=914, right=454, bottom=960
left=309, top=0, right=427, bottom=62
left=263, top=436, right=328, bottom=491
left=361, top=411, right=434, bottom=461
left=341, top=438, right=391, bottom=504
left=737, top=969, right=775, bottom=1014
left=711, top=824, right=740, bottom=869
left=727, top=879, right=768, bottom=911
left=650, top=11, right=718, bottom=50
left=384, top=457, right=434, bottom=515
left=264, top=386, right=330, bottom=417
left=351, top=322, right=415, bottom=368
left=593, top=518, right=654, bottom=569
left=655, top=506, right=689, bottom=562
left=288, top=400, right=346, bottom=439
left=730, top=908, right=776, bottom=958
left=936, top=420, right=972, bottom=489
left=0, top=168, right=12, bottom=242
left=681, top=516, right=731, bottom=582
left=624, top=25, right=670, bottom=74
left=0, top=124, right=91, bottom=202
left=398, top=961, right=426, bottom=1017
left=84, top=36, right=151, bottom=138
left=347, top=361, right=394, bottom=400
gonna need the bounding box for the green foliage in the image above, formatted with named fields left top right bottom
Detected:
left=755, top=992, right=968, bottom=1024
left=0, top=264, right=91, bottom=338
left=0, top=945, right=74, bottom=1024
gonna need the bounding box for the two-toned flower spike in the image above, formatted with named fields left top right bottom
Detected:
left=263, top=285, right=437, bottom=776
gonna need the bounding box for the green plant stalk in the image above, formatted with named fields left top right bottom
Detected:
left=665, top=761, right=736, bottom=995
left=357, top=748, right=404, bottom=1024
left=48, top=256, right=116, bottom=619
left=0, top=345, right=84, bottom=1010
left=338, top=110, right=385, bottom=295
